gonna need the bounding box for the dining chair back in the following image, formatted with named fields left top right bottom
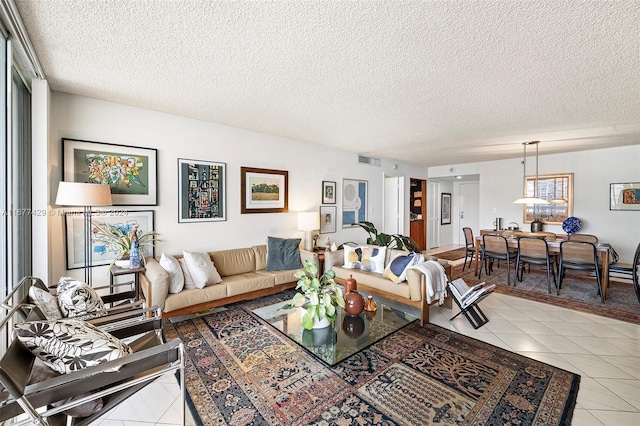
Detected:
left=516, top=237, right=557, bottom=293
left=568, top=234, right=598, bottom=243
left=462, top=227, right=475, bottom=271
left=559, top=241, right=603, bottom=303
left=608, top=242, right=640, bottom=302
left=479, top=235, right=516, bottom=285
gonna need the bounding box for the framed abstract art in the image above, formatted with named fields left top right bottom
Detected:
left=178, top=158, right=226, bottom=222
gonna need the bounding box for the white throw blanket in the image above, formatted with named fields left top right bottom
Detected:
left=408, top=260, right=448, bottom=305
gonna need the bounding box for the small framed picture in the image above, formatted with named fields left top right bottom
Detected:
left=320, top=206, right=337, bottom=234
left=610, top=182, right=640, bottom=211
left=322, top=181, right=336, bottom=204
left=441, top=192, right=452, bottom=225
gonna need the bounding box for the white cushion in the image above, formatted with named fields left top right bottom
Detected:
left=14, top=319, right=133, bottom=375
left=343, top=246, right=387, bottom=273
left=159, top=253, right=185, bottom=293
left=56, top=277, right=106, bottom=318
left=182, top=251, right=222, bottom=289
left=28, top=286, right=63, bottom=320
left=178, top=258, right=197, bottom=290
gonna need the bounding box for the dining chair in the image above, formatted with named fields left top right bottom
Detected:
left=558, top=241, right=603, bottom=303
left=462, top=227, right=475, bottom=271
left=608, top=242, right=640, bottom=302
left=479, top=235, right=517, bottom=286
left=568, top=234, right=598, bottom=244
left=515, top=236, right=557, bottom=294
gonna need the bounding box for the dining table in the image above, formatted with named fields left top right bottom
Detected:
left=473, top=235, right=612, bottom=299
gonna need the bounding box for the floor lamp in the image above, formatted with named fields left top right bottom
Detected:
left=55, top=182, right=113, bottom=286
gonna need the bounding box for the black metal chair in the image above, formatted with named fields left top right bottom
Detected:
left=479, top=235, right=517, bottom=286
left=462, top=227, right=476, bottom=271
left=608, top=242, right=640, bottom=302
left=558, top=241, right=603, bottom=303
left=515, top=236, right=557, bottom=294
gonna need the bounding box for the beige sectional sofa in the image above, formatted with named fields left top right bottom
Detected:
left=140, top=244, right=318, bottom=318
left=324, top=247, right=452, bottom=326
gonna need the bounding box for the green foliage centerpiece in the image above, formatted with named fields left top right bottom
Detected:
left=282, top=260, right=345, bottom=330
left=356, top=220, right=420, bottom=251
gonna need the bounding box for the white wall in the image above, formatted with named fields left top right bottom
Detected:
left=429, top=145, right=640, bottom=260
left=45, top=92, right=428, bottom=284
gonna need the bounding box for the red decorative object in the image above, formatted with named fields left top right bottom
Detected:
left=344, top=275, right=357, bottom=293
left=344, top=290, right=365, bottom=316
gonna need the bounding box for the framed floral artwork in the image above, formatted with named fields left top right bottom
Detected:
left=322, top=181, right=336, bottom=204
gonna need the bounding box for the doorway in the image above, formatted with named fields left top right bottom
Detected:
left=409, top=178, right=426, bottom=250
left=427, top=180, right=440, bottom=248
left=458, top=182, right=479, bottom=245
left=383, top=175, right=404, bottom=235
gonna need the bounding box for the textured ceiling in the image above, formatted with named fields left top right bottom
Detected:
left=15, top=0, right=640, bottom=166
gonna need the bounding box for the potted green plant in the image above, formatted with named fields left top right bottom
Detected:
left=92, top=222, right=161, bottom=268
left=355, top=221, right=420, bottom=252
left=282, top=260, right=345, bottom=330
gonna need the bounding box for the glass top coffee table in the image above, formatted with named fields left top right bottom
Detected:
left=252, top=299, right=417, bottom=366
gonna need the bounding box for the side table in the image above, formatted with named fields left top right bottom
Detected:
left=109, top=265, right=145, bottom=304
left=314, top=247, right=326, bottom=275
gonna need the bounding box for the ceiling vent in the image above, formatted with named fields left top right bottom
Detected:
left=358, top=154, right=381, bottom=167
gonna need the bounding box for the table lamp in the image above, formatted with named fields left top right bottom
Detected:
left=297, top=212, right=320, bottom=252
left=56, top=182, right=112, bottom=286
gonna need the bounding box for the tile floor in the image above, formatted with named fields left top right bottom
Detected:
left=93, top=247, right=640, bottom=426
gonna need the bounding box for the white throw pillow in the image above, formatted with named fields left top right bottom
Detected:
left=159, top=253, right=185, bottom=293
left=28, top=286, right=63, bottom=320
left=178, top=258, right=197, bottom=290
left=182, top=251, right=222, bottom=289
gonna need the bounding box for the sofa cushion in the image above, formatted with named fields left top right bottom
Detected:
left=183, top=251, right=222, bottom=289
left=266, top=237, right=303, bottom=271
left=159, top=253, right=185, bottom=293
left=223, top=273, right=275, bottom=297
left=344, top=246, right=386, bottom=273
left=252, top=244, right=268, bottom=271
left=256, top=269, right=298, bottom=285
left=211, top=247, right=256, bottom=276
left=163, top=283, right=228, bottom=313
left=14, top=319, right=133, bottom=375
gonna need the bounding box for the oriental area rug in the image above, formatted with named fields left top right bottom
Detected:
left=453, top=264, right=640, bottom=324
left=162, top=292, right=579, bottom=426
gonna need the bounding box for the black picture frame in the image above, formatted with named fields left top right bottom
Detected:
left=62, top=138, right=158, bottom=206
left=322, top=181, right=336, bottom=204
left=441, top=192, right=452, bottom=225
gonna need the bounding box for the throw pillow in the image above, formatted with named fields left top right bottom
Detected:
left=28, top=286, right=63, bottom=320
left=182, top=251, right=222, bottom=289
left=383, top=252, right=424, bottom=283
left=28, top=358, right=104, bottom=417
left=14, top=319, right=133, bottom=375
left=344, top=245, right=387, bottom=274
left=159, top=253, right=185, bottom=293
left=178, top=258, right=197, bottom=290
left=56, top=277, right=106, bottom=318
left=266, top=237, right=303, bottom=271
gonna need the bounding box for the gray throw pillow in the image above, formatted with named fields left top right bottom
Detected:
left=266, top=237, right=303, bottom=271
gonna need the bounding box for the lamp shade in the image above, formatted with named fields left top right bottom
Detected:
left=297, top=211, right=320, bottom=231
left=55, top=182, right=113, bottom=206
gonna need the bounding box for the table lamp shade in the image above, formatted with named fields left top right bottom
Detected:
left=297, top=212, right=320, bottom=231
left=55, top=182, right=113, bottom=206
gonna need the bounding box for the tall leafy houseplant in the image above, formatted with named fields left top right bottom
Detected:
left=92, top=222, right=161, bottom=268
left=282, top=260, right=345, bottom=330
left=356, top=221, right=420, bottom=252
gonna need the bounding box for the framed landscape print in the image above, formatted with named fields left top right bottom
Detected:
left=63, top=138, right=158, bottom=205
left=178, top=159, right=226, bottom=222
left=322, top=181, right=336, bottom=204
left=342, top=178, right=367, bottom=227
left=441, top=193, right=451, bottom=225
left=241, top=167, right=288, bottom=213
left=320, top=205, right=337, bottom=234
left=522, top=173, right=574, bottom=224
left=610, top=182, right=640, bottom=211
left=65, top=210, right=154, bottom=269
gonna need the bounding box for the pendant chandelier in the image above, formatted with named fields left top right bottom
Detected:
left=513, top=141, right=549, bottom=205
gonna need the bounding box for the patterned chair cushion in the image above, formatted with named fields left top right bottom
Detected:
left=57, top=277, right=106, bottom=318
left=14, top=319, right=133, bottom=375
left=28, top=286, right=63, bottom=320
